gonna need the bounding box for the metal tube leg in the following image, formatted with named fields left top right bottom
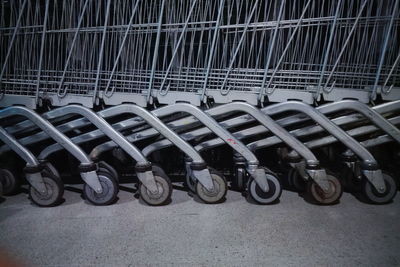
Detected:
left=0, top=106, right=103, bottom=193
left=101, top=104, right=215, bottom=190
left=37, top=105, right=157, bottom=192
left=103, top=105, right=216, bottom=187
left=194, top=102, right=324, bottom=191
left=263, top=101, right=388, bottom=192
left=138, top=101, right=400, bottom=162
left=152, top=104, right=269, bottom=192
left=0, top=126, right=47, bottom=194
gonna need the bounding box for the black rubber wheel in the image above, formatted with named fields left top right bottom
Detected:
left=195, top=169, right=227, bottom=204
left=83, top=171, right=118, bottom=205
left=0, top=169, right=20, bottom=195
left=139, top=172, right=172, bottom=206
left=362, top=172, right=397, bottom=204
left=29, top=171, right=64, bottom=207
left=98, top=161, right=119, bottom=182
left=248, top=171, right=282, bottom=204
left=307, top=174, right=343, bottom=205
left=96, top=168, right=120, bottom=194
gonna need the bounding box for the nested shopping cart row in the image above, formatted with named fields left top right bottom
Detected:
left=0, top=100, right=399, bottom=206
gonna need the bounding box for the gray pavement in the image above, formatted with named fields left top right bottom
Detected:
left=0, top=184, right=399, bottom=267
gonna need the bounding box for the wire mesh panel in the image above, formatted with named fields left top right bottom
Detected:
left=0, top=0, right=399, bottom=109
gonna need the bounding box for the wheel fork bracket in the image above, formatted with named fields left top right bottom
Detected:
left=247, top=165, right=269, bottom=192
left=192, top=168, right=214, bottom=191
left=305, top=168, right=330, bottom=193
left=25, top=172, right=47, bottom=194
left=81, top=170, right=103, bottom=193
left=362, top=169, right=386, bottom=193
left=137, top=170, right=158, bottom=194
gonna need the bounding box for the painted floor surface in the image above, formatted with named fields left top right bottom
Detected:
left=1, top=184, right=399, bottom=267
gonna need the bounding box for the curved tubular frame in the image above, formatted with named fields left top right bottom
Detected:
left=146, top=101, right=399, bottom=192
left=246, top=116, right=400, bottom=158
left=5, top=100, right=400, bottom=146
left=264, top=101, right=399, bottom=164
left=35, top=104, right=214, bottom=190
left=245, top=101, right=396, bottom=192
left=196, top=102, right=400, bottom=153
left=0, top=106, right=102, bottom=193
left=98, top=105, right=215, bottom=190
left=90, top=103, right=270, bottom=192
left=42, top=105, right=149, bottom=164
left=198, top=102, right=396, bottom=166
left=134, top=101, right=400, bottom=160
left=191, top=102, right=331, bottom=190
left=361, top=134, right=398, bottom=148
left=152, top=103, right=271, bottom=191
left=61, top=104, right=214, bottom=190
left=255, top=101, right=389, bottom=192
left=0, top=111, right=147, bottom=153
left=35, top=105, right=159, bottom=193
left=304, top=116, right=400, bottom=149
left=4, top=99, right=399, bottom=156
left=4, top=100, right=399, bottom=192
left=203, top=103, right=319, bottom=163
left=93, top=104, right=206, bottom=165
left=270, top=100, right=400, bottom=144
left=145, top=102, right=331, bottom=191
left=0, top=126, right=47, bottom=193
left=0, top=127, right=39, bottom=167
left=155, top=102, right=328, bottom=190
left=8, top=100, right=398, bottom=162
left=144, top=103, right=322, bottom=164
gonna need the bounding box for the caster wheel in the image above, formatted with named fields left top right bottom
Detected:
left=362, top=172, right=397, bottom=204
left=195, top=169, right=227, bottom=204
left=83, top=171, right=118, bottom=205
left=139, top=172, right=172, bottom=206
left=0, top=169, right=20, bottom=195
left=186, top=174, right=196, bottom=193
left=248, top=171, right=282, bottom=205
left=96, top=168, right=120, bottom=194
left=98, top=161, right=119, bottom=182
left=307, top=174, right=342, bottom=205
left=29, top=171, right=64, bottom=207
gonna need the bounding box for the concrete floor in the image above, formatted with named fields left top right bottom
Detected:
left=0, top=184, right=399, bottom=267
